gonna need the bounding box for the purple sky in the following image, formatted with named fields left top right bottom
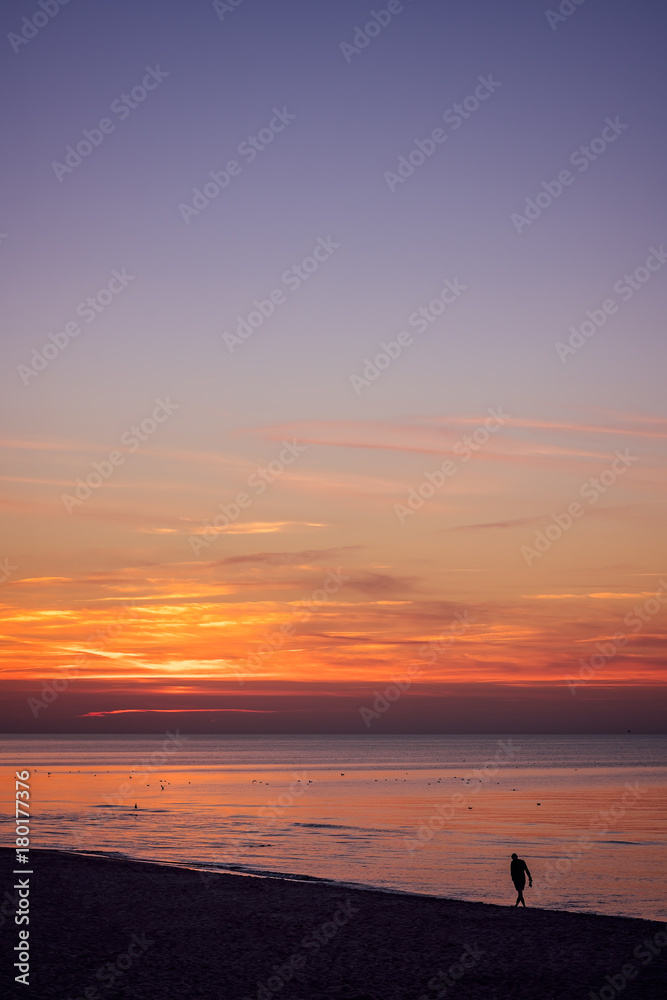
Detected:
left=1, top=0, right=666, bottom=733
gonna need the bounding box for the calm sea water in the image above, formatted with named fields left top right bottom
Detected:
left=1, top=734, right=665, bottom=921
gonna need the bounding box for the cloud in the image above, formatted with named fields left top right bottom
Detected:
left=451, top=505, right=635, bottom=532
left=78, top=708, right=278, bottom=716
left=0, top=438, right=79, bottom=452
left=171, top=521, right=327, bottom=536
left=247, top=413, right=666, bottom=472
left=210, top=546, right=362, bottom=567
left=246, top=417, right=615, bottom=468
left=424, top=413, right=667, bottom=441
left=346, top=571, right=419, bottom=596
left=451, top=514, right=549, bottom=532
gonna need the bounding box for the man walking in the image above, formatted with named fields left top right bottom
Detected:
left=510, top=852, right=532, bottom=907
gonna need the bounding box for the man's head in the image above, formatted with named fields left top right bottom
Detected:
left=511, top=853, right=518, bottom=859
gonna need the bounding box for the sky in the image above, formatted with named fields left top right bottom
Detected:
left=1, top=0, right=666, bottom=733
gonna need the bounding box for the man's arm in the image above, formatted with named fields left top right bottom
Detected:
left=524, top=861, right=532, bottom=884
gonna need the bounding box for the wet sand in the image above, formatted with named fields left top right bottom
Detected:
left=3, top=848, right=665, bottom=999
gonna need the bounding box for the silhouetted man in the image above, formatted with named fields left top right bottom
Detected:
left=510, top=852, right=532, bottom=907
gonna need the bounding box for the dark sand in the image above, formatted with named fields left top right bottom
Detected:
left=3, top=848, right=665, bottom=1000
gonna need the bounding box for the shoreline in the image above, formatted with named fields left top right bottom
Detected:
left=59, top=846, right=662, bottom=923
left=3, top=848, right=666, bottom=999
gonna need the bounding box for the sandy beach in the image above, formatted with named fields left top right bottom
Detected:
left=3, top=848, right=665, bottom=1000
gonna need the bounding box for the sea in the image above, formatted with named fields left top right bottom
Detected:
left=1, top=734, right=665, bottom=921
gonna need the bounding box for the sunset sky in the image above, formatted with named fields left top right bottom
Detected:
left=1, top=0, right=666, bottom=732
